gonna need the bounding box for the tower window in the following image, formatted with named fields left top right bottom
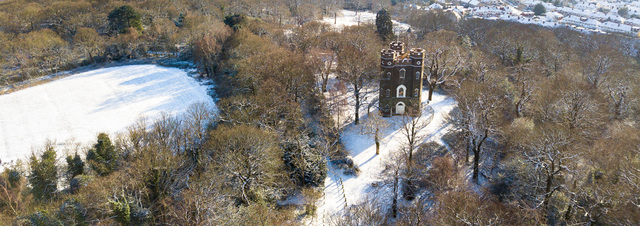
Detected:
left=397, top=85, right=406, bottom=98
left=386, top=89, right=390, bottom=97
left=416, top=71, right=420, bottom=80
left=386, top=72, right=391, bottom=80
left=414, top=89, right=419, bottom=97
left=399, top=68, right=406, bottom=79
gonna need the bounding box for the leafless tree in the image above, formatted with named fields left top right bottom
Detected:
left=336, top=25, right=379, bottom=125
left=204, top=125, right=284, bottom=204
left=360, top=112, right=390, bottom=155
left=524, top=128, right=573, bottom=209
left=450, top=81, right=503, bottom=182
left=378, top=150, right=405, bottom=218
left=422, top=31, right=465, bottom=101
left=395, top=106, right=434, bottom=199
left=308, top=47, right=336, bottom=92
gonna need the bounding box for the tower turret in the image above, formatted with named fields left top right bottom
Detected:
left=380, top=49, right=396, bottom=67
left=390, top=41, right=405, bottom=55
left=409, top=48, right=425, bottom=67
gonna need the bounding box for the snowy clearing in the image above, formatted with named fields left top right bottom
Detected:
left=315, top=89, right=456, bottom=223
left=320, top=10, right=411, bottom=34
left=0, top=65, right=214, bottom=164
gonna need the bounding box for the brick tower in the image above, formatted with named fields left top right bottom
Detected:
left=379, top=41, right=424, bottom=117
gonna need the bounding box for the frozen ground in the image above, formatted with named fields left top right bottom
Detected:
left=320, top=10, right=411, bottom=34
left=0, top=65, right=214, bottom=164
left=315, top=89, right=456, bottom=223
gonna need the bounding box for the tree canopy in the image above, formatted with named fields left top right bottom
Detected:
left=107, top=5, right=142, bottom=34
left=533, top=3, right=546, bottom=16
left=376, top=8, right=394, bottom=42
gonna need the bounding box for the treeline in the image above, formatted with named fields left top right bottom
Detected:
left=0, top=0, right=349, bottom=86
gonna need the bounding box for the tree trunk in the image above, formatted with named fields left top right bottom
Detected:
left=88, top=50, right=95, bottom=63
left=392, top=169, right=398, bottom=218
left=322, top=76, right=328, bottom=93
left=428, top=83, right=435, bottom=101
left=354, top=85, right=360, bottom=125
left=543, top=163, right=554, bottom=209
left=472, top=147, right=480, bottom=181
left=375, top=127, right=380, bottom=155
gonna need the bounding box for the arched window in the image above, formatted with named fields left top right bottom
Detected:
left=397, top=85, right=406, bottom=98
left=414, top=89, right=419, bottom=97
left=386, top=89, right=390, bottom=97
left=416, top=71, right=421, bottom=80
left=399, top=68, right=406, bottom=79
left=386, top=72, right=391, bottom=80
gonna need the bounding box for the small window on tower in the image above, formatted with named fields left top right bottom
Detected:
left=416, top=71, right=420, bottom=80
left=386, top=89, right=390, bottom=97
left=414, top=89, right=419, bottom=97
left=386, top=72, right=391, bottom=79
left=399, top=69, right=406, bottom=79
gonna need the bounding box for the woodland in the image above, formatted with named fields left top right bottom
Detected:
left=0, top=0, right=639, bottom=225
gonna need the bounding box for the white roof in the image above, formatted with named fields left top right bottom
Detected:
left=429, top=3, right=443, bottom=9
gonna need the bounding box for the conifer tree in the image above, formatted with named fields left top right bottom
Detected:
left=376, top=9, right=395, bottom=42
left=533, top=3, right=546, bottom=16
left=107, top=5, right=143, bottom=35
left=86, top=133, right=119, bottom=176
left=65, top=153, right=84, bottom=180
left=29, top=146, right=58, bottom=200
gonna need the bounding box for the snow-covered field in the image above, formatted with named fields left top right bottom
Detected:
left=0, top=65, right=214, bottom=164
left=320, top=10, right=411, bottom=34
left=316, top=89, right=456, bottom=223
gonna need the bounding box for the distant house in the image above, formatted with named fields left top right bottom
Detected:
left=379, top=41, right=424, bottom=117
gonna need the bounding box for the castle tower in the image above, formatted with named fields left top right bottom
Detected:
left=379, top=42, right=424, bottom=117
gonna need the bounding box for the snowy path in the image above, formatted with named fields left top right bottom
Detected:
left=317, top=90, right=456, bottom=223
left=0, top=65, right=214, bottom=164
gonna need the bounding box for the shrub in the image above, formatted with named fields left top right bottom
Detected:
left=282, top=137, right=327, bottom=187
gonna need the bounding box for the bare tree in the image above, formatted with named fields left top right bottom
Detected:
left=360, top=112, right=390, bottom=155
left=378, top=150, right=405, bottom=218
left=602, top=68, right=637, bottom=120
left=396, top=106, right=434, bottom=199
left=204, top=125, right=284, bottom=204
left=582, top=47, right=619, bottom=89
left=422, top=31, right=465, bottom=101
left=336, top=25, right=379, bottom=125
left=450, top=81, right=503, bottom=182
left=524, top=128, right=573, bottom=209
left=396, top=106, right=434, bottom=166
left=308, top=47, right=336, bottom=92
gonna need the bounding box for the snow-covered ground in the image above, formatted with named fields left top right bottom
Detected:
left=0, top=65, right=214, bottom=164
left=315, top=90, right=456, bottom=223
left=320, top=10, right=411, bottom=34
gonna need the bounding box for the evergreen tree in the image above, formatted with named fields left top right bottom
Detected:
left=533, top=3, right=546, bottom=16
left=65, top=153, right=84, bottom=180
left=107, top=5, right=143, bottom=35
left=86, top=133, right=119, bottom=176
left=618, top=7, right=629, bottom=18
left=376, top=9, right=394, bottom=42
left=29, top=146, right=58, bottom=200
